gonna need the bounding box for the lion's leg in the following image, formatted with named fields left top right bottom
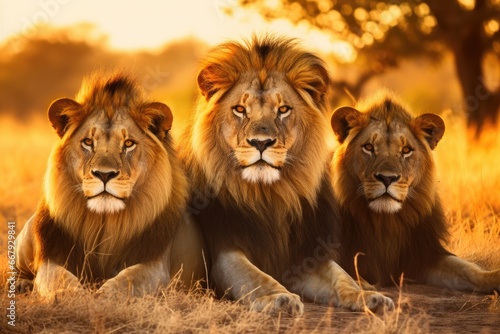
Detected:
left=34, top=261, right=82, bottom=298
left=290, top=260, right=394, bottom=311
left=212, top=249, right=304, bottom=315
left=424, top=255, right=500, bottom=292
left=15, top=215, right=36, bottom=292
left=169, top=218, right=208, bottom=289
left=98, top=260, right=168, bottom=297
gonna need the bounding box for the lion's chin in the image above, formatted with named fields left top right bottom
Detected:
left=241, top=164, right=281, bottom=184
left=87, top=194, right=126, bottom=214
left=368, top=196, right=402, bottom=214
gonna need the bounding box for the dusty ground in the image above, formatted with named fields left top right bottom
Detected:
left=2, top=284, right=498, bottom=333
left=282, top=285, right=500, bottom=333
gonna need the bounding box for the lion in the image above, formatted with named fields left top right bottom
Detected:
left=179, top=35, right=394, bottom=315
left=331, top=91, right=500, bottom=292
left=15, top=72, right=206, bottom=298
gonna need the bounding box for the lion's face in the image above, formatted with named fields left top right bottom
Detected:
left=216, top=74, right=306, bottom=184
left=331, top=97, right=445, bottom=214
left=71, top=109, right=147, bottom=213
left=340, top=116, right=424, bottom=213
left=191, top=37, right=332, bottom=190
left=47, top=97, right=174, bottom=215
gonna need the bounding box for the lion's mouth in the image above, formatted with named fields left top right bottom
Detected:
left=241, top=159, right=282, bottom=170
left=368, top=193, right=402, bottom=203
left=87, top=191, right=126, bottom=201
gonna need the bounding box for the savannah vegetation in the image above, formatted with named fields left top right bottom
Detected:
left=1, top=5, right=500, bottom=332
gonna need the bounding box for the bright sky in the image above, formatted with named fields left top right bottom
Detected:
left=0, top=0, right=351, bottom=56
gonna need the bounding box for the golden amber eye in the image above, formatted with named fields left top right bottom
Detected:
left=124, top=139, right=135, bottom=148
left=278, top=105, right=291, bottom=114
left=402, top=146, right=413, bottom=155
left=82, top=138, right=93, bottom=147
left=232, top=105, right=246, bottom=114
left=362, top=143, right=374, bottom=152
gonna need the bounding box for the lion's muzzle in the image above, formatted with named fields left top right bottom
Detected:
left=91, top=169, right=119, bottom=184
left=247, top=138, right=276, bottom=153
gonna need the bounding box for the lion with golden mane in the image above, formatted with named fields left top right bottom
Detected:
left=15, top=72, right=206, bottom=297
left=331, top=91, right=500, bottom=291
left=179, top=36, right=394, bottom=315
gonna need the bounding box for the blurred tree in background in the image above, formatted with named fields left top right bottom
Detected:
left=238, top=0, right=500, bottom=134
left=0, top=25, right=205, bottom=122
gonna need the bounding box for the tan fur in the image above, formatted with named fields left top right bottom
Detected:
left=15, top=71, right=206, bottom=298
left=180, top=36, right=394, bottom=315
left=331, top=91, right=500, bottom=292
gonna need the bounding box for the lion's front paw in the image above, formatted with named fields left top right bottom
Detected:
left=251, top=292, right=304, bottom=316
left=359, top=291, right=395, bottom=312
left=97, top=278, right=130, bottom=297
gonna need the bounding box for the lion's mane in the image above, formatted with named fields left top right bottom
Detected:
left=332, top=92, right=450, bottom=286
left=180, top=35, right=339, bottom=281
left=22, top=72, right=188, bottom=283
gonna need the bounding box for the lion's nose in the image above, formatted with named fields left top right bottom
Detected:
left=92, top=170, right=119, bottom=184
left=374, top=173, right=401, bottom=188
left=247, top=138, right=276, bottom=153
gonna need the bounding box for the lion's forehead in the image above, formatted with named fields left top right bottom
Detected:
left=78, top=110, right=142, bottom=140
left=361, top=119, right=416, bottom=147
left=232, top=78, right=299, bottom=114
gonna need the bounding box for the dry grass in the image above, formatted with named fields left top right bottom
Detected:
left=0, top=114, right=499, bottom=332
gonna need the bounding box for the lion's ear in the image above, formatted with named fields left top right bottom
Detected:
left=197, top=65, right=220, bottom=100
left=413, top=113, right=445, bottom=150
left=304, top=64, right=330, bottom=108
left=141, top=102, right=173, bottom=141
left=197, top=64, right=234, bottom=101
left=48, top=98, right=81, bottom=138
left=331, top=106, right=362, bottom=144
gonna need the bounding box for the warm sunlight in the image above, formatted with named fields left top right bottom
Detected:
left=0, top=0, right=338, bottom=53
left=1, top=0, right=238, bottom=49
left=1, top=1, right=499, bottom=333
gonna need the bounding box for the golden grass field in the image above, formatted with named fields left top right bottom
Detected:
left=0, top=112, right=499, bottom=333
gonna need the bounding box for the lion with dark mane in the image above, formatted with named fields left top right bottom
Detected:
left=331, top=91, right=500, bottom=291
left=179, top=35, right=394, bottom=315
left=15, top=71, right=206, bottom=297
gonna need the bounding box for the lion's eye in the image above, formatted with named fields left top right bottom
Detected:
left=124, top=140, right=135, bottom=148
left=402, top=146, right=414, bottom=157
left=232, top=105, right=246, bottom=118
left=123, top=139, right=136, bottom=151
left=362, top=143, right=374, bottom=155
left=82, top=138, right=93, bottom=149
left=277, top=105, right=292, bottom=118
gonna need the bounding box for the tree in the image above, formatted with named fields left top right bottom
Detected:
left=237, top=0, right=500, bottom=133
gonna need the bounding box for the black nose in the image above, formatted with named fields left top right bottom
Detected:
left=92, top=170, right=119, bottom=184
left=247, top=139, right=276, bottom=153
left=374, top=173, right=401, bottom=188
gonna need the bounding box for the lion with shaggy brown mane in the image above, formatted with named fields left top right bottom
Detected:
left=15, top=71, right=206, bottom=298
left=179, top=35, right=394, bottom=315
left=331, top=91, right=500, bottom=291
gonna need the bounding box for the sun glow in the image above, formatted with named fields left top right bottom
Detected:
left=0, top=0, right=339, bottom=54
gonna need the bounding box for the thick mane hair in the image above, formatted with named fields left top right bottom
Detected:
left=186, top=35, right=332, bottom=221
left=180, top=35, right=340, bottom=281
left=58, top=72, right=167, bottom=137
left=34, top=71, right=188, bottom=283
left=333, top=92, right=451, bottom=286
left=197, top=34, right=331, bottom=112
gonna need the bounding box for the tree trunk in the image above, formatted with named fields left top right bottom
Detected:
left=427, top=0, right=500, bottom=135
left=452, top=25, right=500, bottom=135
